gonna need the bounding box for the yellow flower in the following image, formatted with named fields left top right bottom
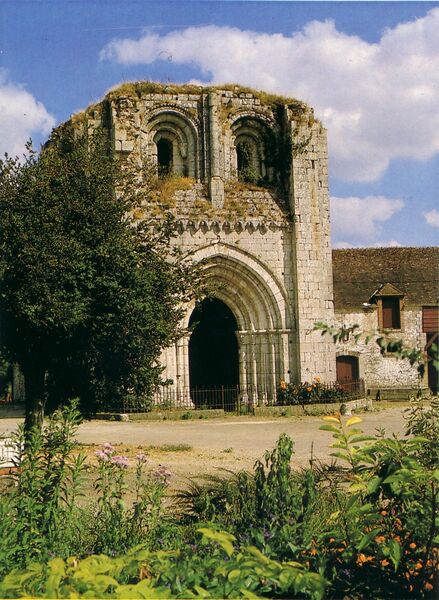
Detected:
left=280, top=380, right=287, bottom=390
left=314, top=376, right=321, bottom=383
left=307, top=387, right=312, bottom=392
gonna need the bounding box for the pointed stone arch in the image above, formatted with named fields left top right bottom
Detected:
left=175, top=242, right=295, bottom=400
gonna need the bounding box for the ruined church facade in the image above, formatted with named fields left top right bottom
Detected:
left=88, top=83, right=336, bottom=403
left=70, top=82, right=436, bottom=405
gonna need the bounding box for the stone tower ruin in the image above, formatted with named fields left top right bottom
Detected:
left=79, top=82, right=337, bottom=405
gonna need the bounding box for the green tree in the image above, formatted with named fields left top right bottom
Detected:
left=0, top=128, right=201, bottom=431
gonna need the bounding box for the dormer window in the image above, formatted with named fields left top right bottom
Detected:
left=371, top=283, right=404, bottom=331
left=382, top=297, right=401, bottom=329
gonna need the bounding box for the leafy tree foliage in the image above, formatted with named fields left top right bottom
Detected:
left=0, top=128, right=201, bottom=430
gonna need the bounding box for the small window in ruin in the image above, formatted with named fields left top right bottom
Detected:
left=236, top=140, right=258, bottom=184
left=157, top=138, right=173, bottom=177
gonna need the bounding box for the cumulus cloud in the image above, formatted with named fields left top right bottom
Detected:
left=330, top=195, right=404, bottom=245
left=100, top=9, right=439, bottom=182
left=333, top=240, right=402, bottom=249
left=423, top=208, right=439, bottom=227
left=0, top=71, right=55, bottom=157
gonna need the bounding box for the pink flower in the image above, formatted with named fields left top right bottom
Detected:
left=153, top=465, right=172, bottom=483
left=136, top=453, right=147, bottom=464
left=111, top=455, right=129, bottom=469
left=95, top=450, right=109, bottom=462
left=102, top=442, right=115, bottom=455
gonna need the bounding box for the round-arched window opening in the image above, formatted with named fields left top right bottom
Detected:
left=236, top=140, right=259, bottom=184
left=157, top=138, right=173, bottom=177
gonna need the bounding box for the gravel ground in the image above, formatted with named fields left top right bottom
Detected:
left=0, top=405, right=409, bottom=485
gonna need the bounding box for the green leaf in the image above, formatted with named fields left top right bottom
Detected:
left=357, top=528, right=381, bottom=551
left=197, top=528, right=236, bottom=557
left=319, top=424, right=340, bottom=433
left=388, top=540, right=402, bottom=570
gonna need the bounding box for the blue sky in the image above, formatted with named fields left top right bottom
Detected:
left=1, top=1, right=438, bottom=248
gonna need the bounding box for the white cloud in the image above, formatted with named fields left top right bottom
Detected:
left=423, top=208, right=439, bottom=227
left=330, top=195, right=404, bottom=245
left=0, top=71, right=55, bottom=157
left=100, top=8, right=439, bottom=182
left=333, top=240, right=402, bottom=249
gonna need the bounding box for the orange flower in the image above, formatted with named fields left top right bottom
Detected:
left=375, top=536, right=386, bottom=544
left=393, top=535, right=401, bottom=543
left=380, top=510, right=387, bottom=516
left=314, top=376, right=321, bottom=383
left=329, top=538, right=335, bottom=543
left=357, top=554, right=374, bottom=565
left=409, top=542, right=416, bottom=549
left=307, top=387, right=312, bottom=392
left=380, top=559, right=389, bottom=567
left=280, top=380, right=287, bottom=390
left=310, top=548, right=318, bottom=556
left=415, top=562, right=423, bottom=570
left=425, top=583, right=433, bottom=592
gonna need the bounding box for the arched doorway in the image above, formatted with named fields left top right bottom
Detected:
left=189, top=298, right=239, bottom=409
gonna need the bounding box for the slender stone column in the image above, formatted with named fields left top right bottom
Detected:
left=208, top=92, right=224, bottom=208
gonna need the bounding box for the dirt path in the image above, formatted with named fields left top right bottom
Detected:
left=1, top=406, right=409, bottom=485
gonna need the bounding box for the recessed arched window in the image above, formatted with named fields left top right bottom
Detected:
left=157, top=138, right=173, bottom=177
left=236, top=141, right=254, bottom=182
left=231, top=116, right=273, bottom=185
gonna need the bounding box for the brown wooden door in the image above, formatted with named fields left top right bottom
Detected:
left=426, top=333, right=438, bottom=394
left=336, top=356, right=359, bottom=382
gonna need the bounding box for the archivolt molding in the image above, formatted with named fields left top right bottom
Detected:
left=227, top=109, right=275, bottom=129
left=183, top=242, right=292, bottom=332
left=144, top=105, right=200, bottom=131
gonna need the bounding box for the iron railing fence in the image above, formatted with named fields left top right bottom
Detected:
left=114, top=379, right=365, bottom=414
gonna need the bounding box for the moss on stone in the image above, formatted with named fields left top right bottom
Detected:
left=104, top=81, right=308, bottom=113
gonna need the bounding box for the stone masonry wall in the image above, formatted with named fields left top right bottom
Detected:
left=334, top=307, right=427, bottom=391
left=74, top=84, right=337, bottom=394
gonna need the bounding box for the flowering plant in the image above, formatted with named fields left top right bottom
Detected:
left=277, top=377, right=348, bottom=406
left=93, top=443, right=172, bottom=554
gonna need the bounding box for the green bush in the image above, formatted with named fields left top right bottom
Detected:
left=0, top=401, right=173, bottom=576
left=1, top=399, right=436, bottom=598
left=0, top=528, right=326, bottom=599
left=276, top=378, right=348, bottom=406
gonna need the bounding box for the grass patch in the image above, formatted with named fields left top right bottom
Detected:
left=151, top=443, right=192, bottom=453
left=105, top=81, right=308, bottom=113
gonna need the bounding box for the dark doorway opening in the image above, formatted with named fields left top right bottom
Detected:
left=336, top=355, right=360, bottom=382
left=426, top=333, right=438, bottom=394
left=157, top=138, right=172, bottom=176
left=189, top=298, right=239, bottom=409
